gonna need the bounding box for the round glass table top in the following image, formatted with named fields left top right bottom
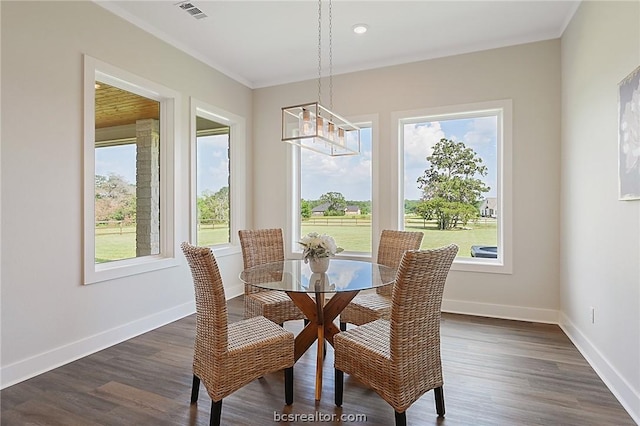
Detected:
left=239, top=259, right=397, bottom=293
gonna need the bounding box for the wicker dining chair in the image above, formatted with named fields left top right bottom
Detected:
left=181, top=242, right=295, bottom=426
left=334, top=245, right=458, bottom=426
left=238, top=228, right=306, bottom=325
left=339, top=230, right=423, bottom=331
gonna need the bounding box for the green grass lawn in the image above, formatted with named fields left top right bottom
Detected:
left=95, top=228, right=137, bottom=263
left=197, top=227, right=231, bottom=247
left=302, top=222, right=373, bottom=254
left=95, top=226, right=231, bottom=263
left=95, top=217, right=496, bottom=262
left=303, top=216, right=496, bottom=257
left=405, top=218, right=497, bottom=257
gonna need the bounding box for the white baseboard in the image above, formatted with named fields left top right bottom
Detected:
left=0, top=301, right=195, bottom=390
left=225, top=282, right=243, bottom=300
left=443, top=300, right=639, bottom=423
left=4, top=295, right=637, bottom=425
left=442, top=298, right=559, bottom=323
left=559, top=312, right=640, bottom=425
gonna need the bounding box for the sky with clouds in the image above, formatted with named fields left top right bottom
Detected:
left=299, top=116, right=497, bottom=202
left=96, top=117, right=496, bottom=203
left=404, top=116, right=497, bottom=200
left=95, top=144, right=136, bottom=183
left=301, top=127, right=373, bottom=201
left=196, top=135, right=230, bottom=195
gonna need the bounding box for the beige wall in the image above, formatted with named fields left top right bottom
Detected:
left=254, top=40, right=562, bottom=321
left=560, top=1, right=640, bottom=421
left=2, top=2, right=637, bottom=420
left=0, top=1, right=251, bottom=387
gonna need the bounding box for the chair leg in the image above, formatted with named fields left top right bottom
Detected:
left=394, top=411, right=407, bottom=426
left=434, top=386, right=445, bottom=416
left=335, top=369, right=344, bottom=406
left=285, top=367, right=294, bottom=405
left=210, top=399, right=222, bottom=426
left=190, top=374, right=200, bottom=403
left=340, top=321, right=347, bottom=331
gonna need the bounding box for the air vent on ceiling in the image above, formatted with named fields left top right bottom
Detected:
left=176, top=1, right=208, bottom=20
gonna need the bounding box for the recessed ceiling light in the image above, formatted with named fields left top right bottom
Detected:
left=352, top=24, right=368, bottom=35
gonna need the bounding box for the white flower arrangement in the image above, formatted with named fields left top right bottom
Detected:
left=299, top=232, right=344, bottom=262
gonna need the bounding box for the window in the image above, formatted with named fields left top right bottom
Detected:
left=292, top=120, right=374, bottom=257
left=189, top=98, right=247, bottom=253
left=398, top=100, right=512, bottom=273
left=195, top=118, right=230, bottom=246
left=83, top=55, right=179, bottom=284
left=95, top=140, right=139, bottom=262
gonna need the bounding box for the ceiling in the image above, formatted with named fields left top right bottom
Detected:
left=94, top=82, right=226, bottom=130
left=95, top=82, right=159, bottom=129
left=97, top=0, right=580, bottom=89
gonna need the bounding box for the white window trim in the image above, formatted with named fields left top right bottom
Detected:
left=189, top=98, right=246, bottom=257
left=287, top=114, right=378, bottom=260
left=83, top=55, right=180, bottom=284
left=286, top=139, right=301, bottom=259
left=393, top=99, right=513, bottom=274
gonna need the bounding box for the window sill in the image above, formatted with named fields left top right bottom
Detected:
left=452, top=257, right=512, bottom=274
left=210, top=244, right=241, bottom=258
left=86, top=255, right=179, bottom=284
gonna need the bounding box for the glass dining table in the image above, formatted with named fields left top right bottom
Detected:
left=239, top=258, right=397, bottom=401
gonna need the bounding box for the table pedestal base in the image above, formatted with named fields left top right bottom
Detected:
left=286, top=290, right=359, bottom=401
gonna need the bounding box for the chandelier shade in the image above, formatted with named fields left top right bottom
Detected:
left=282, top=101, right=360, bottom=156
left=281, top=0, right=360, bottom=156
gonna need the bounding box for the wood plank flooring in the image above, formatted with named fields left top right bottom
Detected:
left=1, top=296, right=635, bottom=425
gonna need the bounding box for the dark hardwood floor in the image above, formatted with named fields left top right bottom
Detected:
left=1, top=296, right=635, bottom=425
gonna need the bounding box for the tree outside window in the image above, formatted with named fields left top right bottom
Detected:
left=300, top=126, right=372, bottom=254
left=403, top=114, right=498, bottom=259
left=196, top=124, right=230, bottom=246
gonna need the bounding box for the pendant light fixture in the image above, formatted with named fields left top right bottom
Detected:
left=281, top=0, right=360, bottom=156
